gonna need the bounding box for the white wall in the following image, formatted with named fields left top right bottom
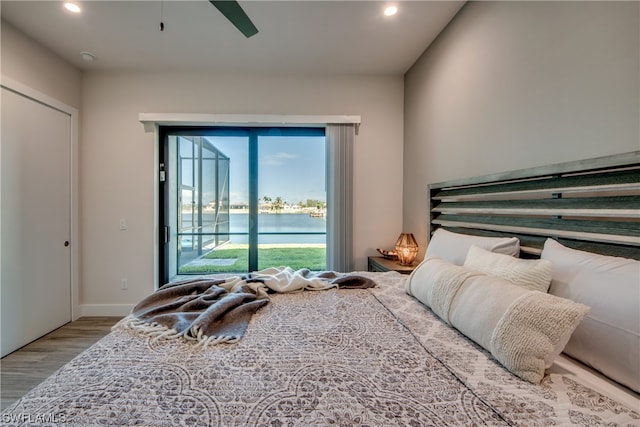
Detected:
left=1, top=20, right=81, bottom=108
left=404, top=1, right=640, bottom=259
left=81, top=71, right=404, bottom=313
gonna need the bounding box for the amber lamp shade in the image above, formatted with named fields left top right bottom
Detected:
left=394, top=233, right=419, bottom=266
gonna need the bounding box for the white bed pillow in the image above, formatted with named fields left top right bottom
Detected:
left=541, top=239, right=640, bottom=393
left=464, top=245, right=553, bottom=292
left=426, top=228, right=520, bottom=265
left=406, top=257, right=589, bottom=384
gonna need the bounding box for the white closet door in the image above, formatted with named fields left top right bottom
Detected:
left=1, top=87, right=72, bottom=357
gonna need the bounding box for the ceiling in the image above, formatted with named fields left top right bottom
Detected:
left=1, top=1, right=465, bottom=75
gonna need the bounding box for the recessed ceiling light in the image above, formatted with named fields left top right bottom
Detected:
left=384, top=5, right=398, bottom=17
left=64, top=2, right=81, bottom=14
left=80, top=51, right=96, bottom=62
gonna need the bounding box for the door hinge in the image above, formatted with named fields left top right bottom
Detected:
left=164, top=226, right=170, bottom=243
left=159, top=163, right=166, bottom=182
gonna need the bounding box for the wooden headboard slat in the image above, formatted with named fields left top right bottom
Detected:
left=434, top=208, right=638, bottom=218
left=435, top=214, right=640, bottom=237
left=433, top=218, right=639, bottom=246
left=442, top=226, right=640, bottom=259
left=433, top=168, right=640, bottom=200
left=433, top=182, right=640, bottom=201
left=433, top=195, right=640, bottom=218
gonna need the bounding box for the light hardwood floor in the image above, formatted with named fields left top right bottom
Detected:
left=1, top=317, right=121, bottom=411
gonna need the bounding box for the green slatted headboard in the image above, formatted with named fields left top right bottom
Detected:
left=428, top=151, right=640, bottom=260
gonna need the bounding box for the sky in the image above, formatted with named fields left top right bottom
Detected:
left=205, top=135, right=326, bottom=206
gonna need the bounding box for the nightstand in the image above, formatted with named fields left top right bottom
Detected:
left=367, top=256, right=416, bottom=275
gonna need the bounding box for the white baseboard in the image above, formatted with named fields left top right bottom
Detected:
left=78, top=304, right=133, bottom=318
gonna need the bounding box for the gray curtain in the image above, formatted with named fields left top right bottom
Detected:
left=325, top=124, right=354, bottom=272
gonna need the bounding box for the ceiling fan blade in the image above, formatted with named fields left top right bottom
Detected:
left=209, top=1, right=258, bottom=38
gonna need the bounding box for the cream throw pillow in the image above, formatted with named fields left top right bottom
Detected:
left=464, top=245, right=553, bottom=292
left=406, top=257, right=589, bottom=384
left=425, top=228, right=520, bottom=265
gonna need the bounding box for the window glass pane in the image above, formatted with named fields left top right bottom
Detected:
left=179, top=188, right=196, bottom=255
left=206, top=135, right=249, bottom=243
left=165, top=128, right=326, bottom=280
left=257, top=135, right=326, bottom=270
left=179, top=136, right=194, bottom=187
left=179, top=136, right=250, bottom=274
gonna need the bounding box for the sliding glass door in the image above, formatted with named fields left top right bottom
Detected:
left=160, top=127, right=326, bottom=283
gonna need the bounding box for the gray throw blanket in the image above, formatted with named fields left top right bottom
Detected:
left=114, top=267, right=376, bottom=347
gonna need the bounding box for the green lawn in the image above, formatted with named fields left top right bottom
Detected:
left=178, top=244, right=326, bottom=274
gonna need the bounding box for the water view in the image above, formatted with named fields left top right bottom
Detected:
left=179, top=212, right=326, bottom=245
left=236, top=212, right=326, bottom=244
left=178, top=212, right=327, bottom=274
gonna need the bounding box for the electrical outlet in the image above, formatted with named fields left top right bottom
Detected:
left=121, top=278, right=128, bottom=290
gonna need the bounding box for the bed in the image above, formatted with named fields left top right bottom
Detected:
left=2, top=151, right=639, bottom=426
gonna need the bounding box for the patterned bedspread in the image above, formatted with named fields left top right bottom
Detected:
left=3, top=272, right=638, bottom=426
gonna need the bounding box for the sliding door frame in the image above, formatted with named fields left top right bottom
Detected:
left=158, top=126, right=325, bottom=283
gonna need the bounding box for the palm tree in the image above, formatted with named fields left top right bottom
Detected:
left=273, top=196, right=284, bottom=213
